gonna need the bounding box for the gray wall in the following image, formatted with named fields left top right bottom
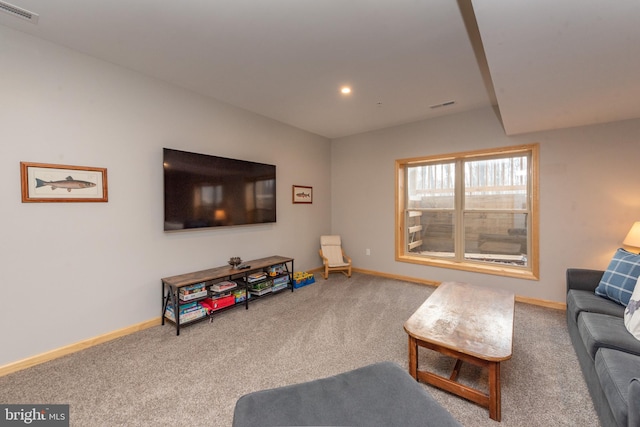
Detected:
left=3, top=23, right=640, bottom=369
left=0, top=26, right=331, bottom=366
left=331, top=107, right=640, bottom=303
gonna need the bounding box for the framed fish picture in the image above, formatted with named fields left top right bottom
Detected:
left=20, top=162, right=108, bottom=203
left=292, top=185, right=312, bottom=204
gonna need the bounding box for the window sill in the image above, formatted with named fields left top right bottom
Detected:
left=397, top=254, right=539, bottom=281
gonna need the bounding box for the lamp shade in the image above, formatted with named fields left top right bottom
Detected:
left=623, top=222, right=640, bottom=249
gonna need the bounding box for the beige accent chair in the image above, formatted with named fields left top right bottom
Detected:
left=319, top=235, right=352, bottom=279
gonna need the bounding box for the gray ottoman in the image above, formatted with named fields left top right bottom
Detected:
left=232, top=361, right=461, bottom=427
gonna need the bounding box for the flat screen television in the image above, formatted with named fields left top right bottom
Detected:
left=163, top=148, right=276, bottom=231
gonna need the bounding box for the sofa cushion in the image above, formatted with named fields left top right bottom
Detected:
left=577, top=312, right=640, bottom=360
left=232, top=362, right=462, bottom=427
left=624, top=277, right=640, bottom=340
left=595, top=248, right=640, bottom=306
left=567, top=289, right=625, bottom=323
left=595, top=348, right=640, bottom=427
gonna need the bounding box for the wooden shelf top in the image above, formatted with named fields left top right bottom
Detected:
left=161, top=255, right=293, bottom=288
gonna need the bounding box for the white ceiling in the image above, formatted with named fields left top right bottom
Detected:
left=1, top=0, right=639, bottom=139
left=472, top=0, right=640, bottom=136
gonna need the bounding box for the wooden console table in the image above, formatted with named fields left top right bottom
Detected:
left=162, top=256, right=294, bottom=335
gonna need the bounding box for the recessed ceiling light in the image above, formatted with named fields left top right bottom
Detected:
left=341, top=87, right=351, bottom=94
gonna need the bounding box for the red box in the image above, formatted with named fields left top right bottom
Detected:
left=215, top=295, right=236, bottom=310
left=203, top=295, right=235, bottom=311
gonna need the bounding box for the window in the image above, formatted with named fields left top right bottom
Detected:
left=396, top=144, right=539, bottom=280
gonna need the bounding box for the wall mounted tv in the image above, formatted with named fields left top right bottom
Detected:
left=163, top=148, right=276, bottom=231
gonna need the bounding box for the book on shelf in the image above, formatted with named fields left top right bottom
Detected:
left=180, top=282, right=206, bottom=294
left=250, top=279, right=272, bottom=291
left=179, top=289, right=207, bottom=301
left=273, top=276, right=290, bottom=286
left=166, top=304, right=207, bottom=322
left=211, top=291, right=232, bottom=299
left=271, top=283, right=288, bottom=293
left=167, top=308, right=203, bottom=317
left=166, top=309, right=206, bottom=323
left=249, top=287, right=272, bottom=296
left=173, top=301, right=198, bottom=310
left=210, top=280, right=237, bottom=292
left=167, top=304, right=202, bottom=316
left=247, top=272, right=268, bottom=283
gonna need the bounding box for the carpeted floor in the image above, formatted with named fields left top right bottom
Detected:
left=0, top=273, right=599, bottom=426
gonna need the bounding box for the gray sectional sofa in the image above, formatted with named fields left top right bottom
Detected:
left=566, top=268, right=640, bottom=427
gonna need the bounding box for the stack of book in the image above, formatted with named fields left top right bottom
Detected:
left=249, top=279, right=273, bottom=296
left=247, top=272, right=268, bottom=283
left=210, top=280, right=237, bottom=293
left=211, top=291, right=232, bottom=299
left=166, top=301, right=207, bottom=323
left=271, top=275, right=290, bottom=292
left=179, top=282, right=207, bottom=301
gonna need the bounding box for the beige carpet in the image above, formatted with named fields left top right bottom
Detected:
left=0, top=273, right=598, bottom=426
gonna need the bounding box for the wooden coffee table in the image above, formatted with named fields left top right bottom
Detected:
left=404, top=282, right=515, bottom=421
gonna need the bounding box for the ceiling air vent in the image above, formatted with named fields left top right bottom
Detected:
left=0, top=1, right=39, bottom=24
left=429, top=100, right=456, bottom=109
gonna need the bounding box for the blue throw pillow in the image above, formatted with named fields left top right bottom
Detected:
left=595, top=248, right=640, bottom=306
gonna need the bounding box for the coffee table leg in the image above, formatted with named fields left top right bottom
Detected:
left=488, top=361, right=501, bottom=421
left=408, top=335, right=418, bottom=379
left=450, top=359, right=463, bottom=381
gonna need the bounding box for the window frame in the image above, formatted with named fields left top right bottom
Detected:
left=395, top=143, right=539, bottom=280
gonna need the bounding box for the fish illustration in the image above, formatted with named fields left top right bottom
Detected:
left=35, top=176, right=96, bottom=192
left=296, top=192, right=310, bottom=198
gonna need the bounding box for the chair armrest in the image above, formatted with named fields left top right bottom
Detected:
left=341, top=249, right=352, bottom=264
left=318, top=249, right=328, bottom=264
left=566, top=268, right=604, bottom=293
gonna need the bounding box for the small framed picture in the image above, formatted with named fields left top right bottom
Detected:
left=20, top=162, right=108, bottom=203
left=292, top=185, right=312, bottom=204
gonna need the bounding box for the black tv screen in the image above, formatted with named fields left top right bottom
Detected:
left=163, top=148, right=276, bottom=231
